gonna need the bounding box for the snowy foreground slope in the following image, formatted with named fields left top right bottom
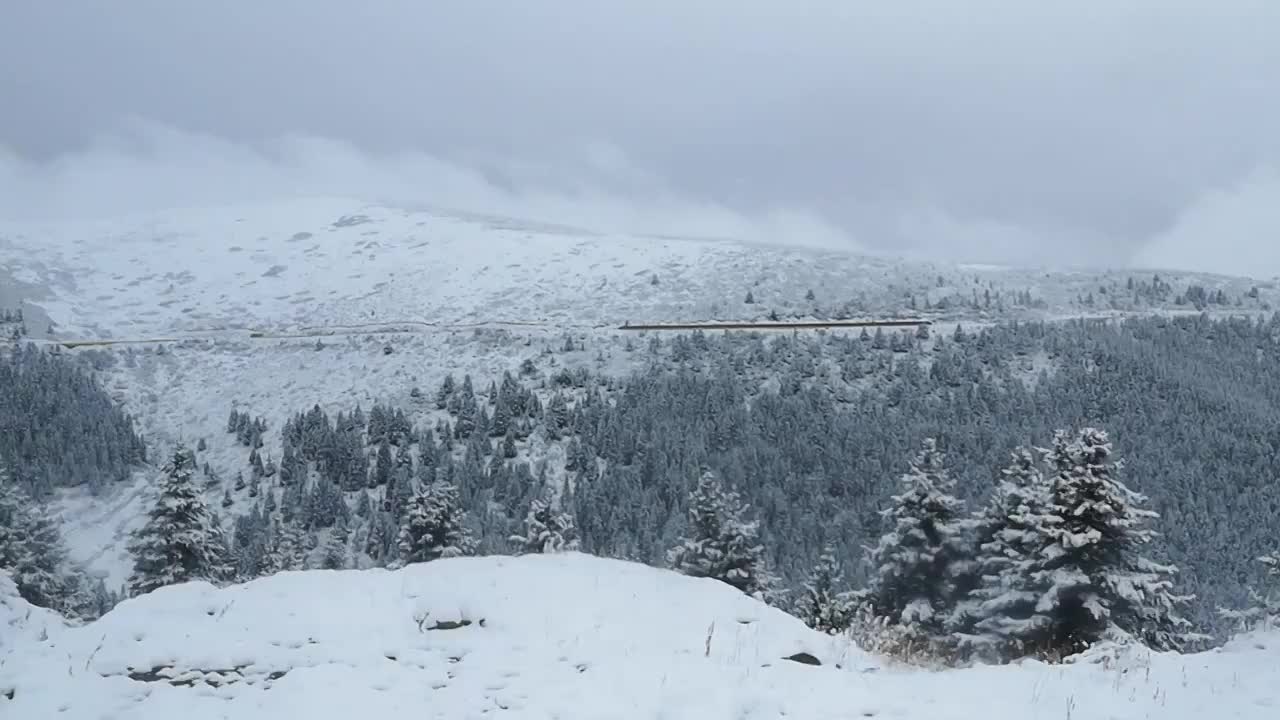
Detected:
left=4, top=555, right=1278, bottom=719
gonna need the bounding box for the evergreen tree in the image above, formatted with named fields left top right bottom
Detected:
left=262, top=520, right=308, bottom=574
left=796, top=544, right=854, bottom=634
left=320, top=517, right=351, bottom=570
left=982, top=429, right=1197, bottom=657
left=501, top=429, right=518, bottom=459
left=546, top=392, right=571, bottom=436
left=667, top=470, right=770, bottom=597
left=0, top=471, right=88, bottom=614
left=953, top=448, right=1054, bottom=658
left=454, top=376, right=478, bottom=438
left=397, top=481, right=476, bottom=564
left=511, top=496, right=579, bottom=554
left=127, top=447, right=232, bottom=595
left=864, top=438, right=969, bottom=641
left=373, top=440, right=393, bottom=486
left=1220, top=553, right=1280, bottom=631
left=491, top=389, right=513, bottom=437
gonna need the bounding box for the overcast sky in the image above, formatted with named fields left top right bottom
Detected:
left=3, top=1, right=1279, bottom=276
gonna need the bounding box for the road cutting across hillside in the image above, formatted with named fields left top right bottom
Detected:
left=32, top=316, right=934, bottom=349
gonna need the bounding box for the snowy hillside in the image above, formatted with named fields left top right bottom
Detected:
left=3, top=555, right=1277, bottom=719
left=2, top=197, right=1274, bottom=341
left=4, top=197, right=1279, bottom=591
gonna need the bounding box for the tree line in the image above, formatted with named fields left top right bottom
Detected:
left=3, top=311, right=1280, bottom=657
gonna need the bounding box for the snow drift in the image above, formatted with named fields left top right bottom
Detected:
left=3, top=554, right=1278, bottom=719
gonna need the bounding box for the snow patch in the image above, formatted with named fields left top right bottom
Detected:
left=3, top=555, right=1278, bottom=719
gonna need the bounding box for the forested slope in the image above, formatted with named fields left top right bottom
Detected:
left=189, top=313, right=1280, bottom=637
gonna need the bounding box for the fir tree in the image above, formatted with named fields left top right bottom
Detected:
left=511, top=496, right=579, bottom=554
left=0, top=471, right=87, bottom=614
left=667, top=470, right=770, bottom=597
left=374, top=440, right=393, bottom=486
left=397, top=481, right=476, bottom=564
left=796, top=544, right=854, bottom=634
left=865, top=438, right=969, bottom=641
left=320, top=517, right=351, bottom=570
left=1221, top=553, right=1280, bottom=631
left=127, top=447, right=232, bottom=595
left=263, top=520, right=309, bottom=574
left=953, top=447, right=1054, bottom=658
left=984, top=429, right=1198, bottom=657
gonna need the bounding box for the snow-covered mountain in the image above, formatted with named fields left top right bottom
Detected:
left=2, top=196, right=1273, bottom=341
left=4, top=554, right=1277, bottom=720
left=4, top=198, right=1280, bottom=718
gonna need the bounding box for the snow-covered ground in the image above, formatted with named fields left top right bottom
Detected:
left=3, top=197, right=1272, bottom=342
left=3, top=554, right=1277, bottom=719
left=0, top=196, right=937, bottom=340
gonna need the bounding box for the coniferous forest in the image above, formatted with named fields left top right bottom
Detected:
left=3, top=312, right=1280, bottom=662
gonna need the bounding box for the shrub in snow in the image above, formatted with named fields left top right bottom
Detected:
left=511, top=497, right=579, bottom=554
left=795, top=544, right=855, bottom=634
left=667, top=470, right=772, bottom=598
left=127, top=446, right=234, bottom=596
left=397, top=480, right=476, bottom=564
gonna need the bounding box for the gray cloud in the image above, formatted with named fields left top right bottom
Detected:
left=3, top=1, right=1279, bottom=276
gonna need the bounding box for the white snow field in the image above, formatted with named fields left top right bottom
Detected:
left=2, top=197, right=1273, bottom=342
left=3, top=554, right=1277, bottom=720
left=0, top=197, right=937, bottom=340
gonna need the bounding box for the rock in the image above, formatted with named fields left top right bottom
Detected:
left=428, top=619, right=475, bottom=631
left=783, top=652, right=821, bottom=666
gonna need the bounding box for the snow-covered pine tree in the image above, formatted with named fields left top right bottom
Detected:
left=397, top=480, right=476, bottom=564
left=373, top=441, right=393, bottom=486
left=320, top=516, right=351, bottom=570
left=796, top=544, right=854, bottom=634
left=510, top=496, right=579, bottom=554
left=864, top=438, right=969, bottom=645
left=501, top=429, right=518, bottom=459
left=667, top=470, right=770, bottom=597
left=262, top=520, right=308, bottom=574
left=127, top=446, right=233, bottom=596
left=952, top=447, right=1055, bottom=659
left=1219, top=552, right=1280, bottom=631
left=1002, top=428, right=1198, bottom=657
left=0, top=470, right=88, bottom=614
